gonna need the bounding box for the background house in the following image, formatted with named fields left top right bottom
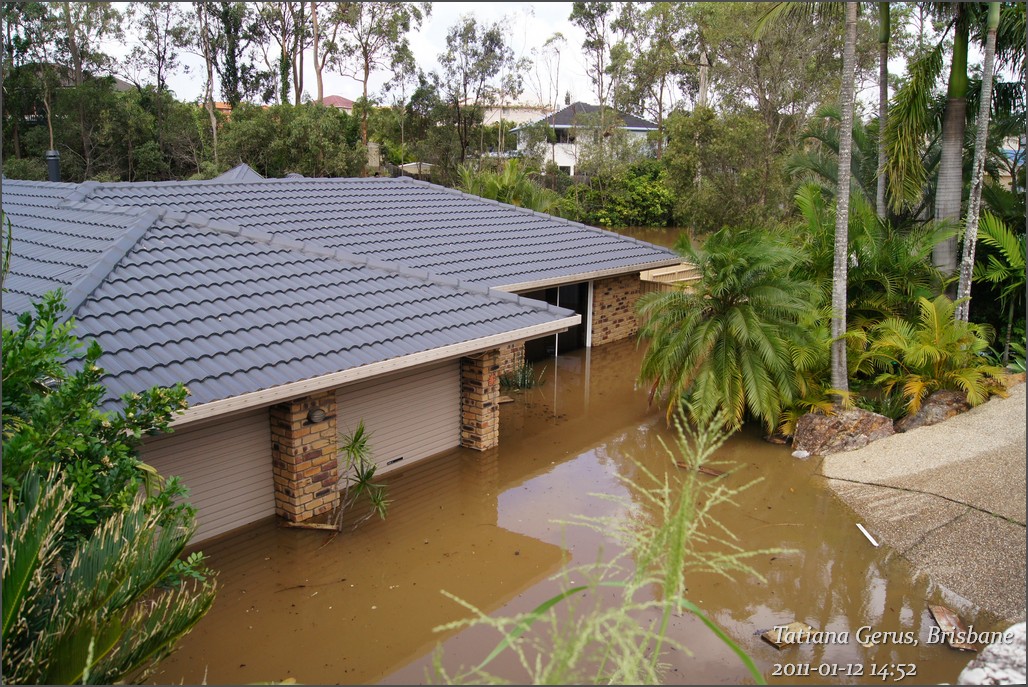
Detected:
left=511, top=102, right=659, bottom=175
left=2, top=171, right=679, bottom=542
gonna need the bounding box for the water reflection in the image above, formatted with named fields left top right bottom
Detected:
left=152, top=340, right=978, bottom=685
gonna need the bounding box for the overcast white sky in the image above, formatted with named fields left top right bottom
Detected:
left=160, top=2, right=592, bottom=107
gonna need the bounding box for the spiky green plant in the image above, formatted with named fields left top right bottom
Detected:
left=791, top=183, right=952, bottom=326
left=638, top=226, right=815, bottom=434
left=430, top=407, right=777, bottom=685
left=973, top=212, right=1026, bottom=364
left=332, top=420, right=389, bottom=530
left=2, top=469, right=216, bottom=684
left=851, top=294, right=1007, bottom=414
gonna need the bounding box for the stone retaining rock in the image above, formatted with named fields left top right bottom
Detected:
left=896, top=389, right=970, bottom=432
left=957, top=622, right=1026, bottom=685
left=792, top=407, right=895, bottom=456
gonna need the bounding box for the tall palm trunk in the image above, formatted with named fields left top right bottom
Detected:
left=876, top=2, right=889, bottom=219
left=831, top=2, right=858, bottom=396
left=933, top=3, right=969, bottom=285
left=955, top=2, right=1000, bottom=322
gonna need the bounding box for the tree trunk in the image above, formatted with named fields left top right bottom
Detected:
left=876, top=2, right=889, bottom=220
left=955, top=2, right=1000, bottom=322
left=933, top=4, right=969, bottom=285
left=831, top=2, right=858, bottom=397
left=312, top=1, right=323, bottom=103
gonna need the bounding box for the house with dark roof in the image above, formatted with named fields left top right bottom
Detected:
left=1, top=171, right=679, bottom=542
left=511, top=102, right=659, bottom=175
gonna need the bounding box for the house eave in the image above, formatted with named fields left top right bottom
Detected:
left=494, top=258, right=684, bottom=294
left=171, top=314, right=581, bottom=427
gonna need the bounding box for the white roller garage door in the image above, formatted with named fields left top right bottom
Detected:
left=336, top=361, right=460, bottom=476
left=140, top=408, right=274, bottom=542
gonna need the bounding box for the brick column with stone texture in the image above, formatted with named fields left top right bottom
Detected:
left=460, top=350, right=500, bottom=451
left=270, top=389, right=338, bottom=522
left=591, top=274, right=643, bottom=346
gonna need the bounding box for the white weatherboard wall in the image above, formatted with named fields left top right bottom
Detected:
left=141, top=408, right=274, bottom=542
left=336, top=362, right=460, bottom=476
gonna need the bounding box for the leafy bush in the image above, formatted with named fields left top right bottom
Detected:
left=851, top=295, right=1008, bottom=414
left=2, top=293, right=191, bottom=545
left=2, top=156, right=48, bottom=181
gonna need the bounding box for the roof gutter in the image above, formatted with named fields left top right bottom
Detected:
left=171, top=314, right=581, bottom=427
left=494, top=258, right=684, bottom=294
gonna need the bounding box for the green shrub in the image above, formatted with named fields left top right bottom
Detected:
left=499, top=362, right=545, bottom=391
left=851, top=295, right=1008, bottom=414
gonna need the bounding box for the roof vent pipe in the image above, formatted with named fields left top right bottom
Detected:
left=46, top=150, right=61, bottom=182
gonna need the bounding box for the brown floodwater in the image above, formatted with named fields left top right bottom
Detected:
left=147, top=338, right=996, bottom=686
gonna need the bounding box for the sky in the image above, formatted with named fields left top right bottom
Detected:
left=160, top=2, right=592, bottom=107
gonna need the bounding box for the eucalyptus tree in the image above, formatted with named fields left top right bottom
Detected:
left=611, top=2, right=691, bottom=159
left=434, top=15, right=518, bottom=167
left=124, top=1, right=190, bottom=95
left=331, top=1, right=430, bottom=146
left=52, top=1, right=125, bottom=178
left=257, top=1, right=310, bottom=105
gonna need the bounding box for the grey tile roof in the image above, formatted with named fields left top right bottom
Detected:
left=2, top=180, right=578, bottom=412
left=70, top=175, right=679, bottom=288
left=214, top=163, right=265, bottom=181
left=512, top=102, right=658, bottom=132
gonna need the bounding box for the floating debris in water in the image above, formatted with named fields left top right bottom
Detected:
left=856, top=523, right=879, bottom=547
left=761, top=621, right=818, bottom=649
left=929, top=604, right=979, bottom=651
left=792, top=449, right=810, bottom=459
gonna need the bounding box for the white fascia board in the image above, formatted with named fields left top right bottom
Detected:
left=495, top=258, right=684, bottom=294
left=172, top=314, right=580, bottom=427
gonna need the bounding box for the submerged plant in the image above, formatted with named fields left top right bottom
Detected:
left=638, top=226, right=815, bottom=434
left=332, top=420, right=389, bottom=531
left=499, top=362, right=545, bottom=391
left=429, top=406, right=779, bottom=685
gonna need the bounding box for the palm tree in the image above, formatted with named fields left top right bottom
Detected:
left=933, top=2, right=971, bottom=282
left=852, top=295, right=1006, bottom=414
left=886, top=2, right=1025, bottom=277
left=955, top=2, right=1002, bottom=322
left=638, top=227, right=814, bottom=435
left=830, top=1, right=858, bottom=397
left=876, top=2, right=890, bottom=219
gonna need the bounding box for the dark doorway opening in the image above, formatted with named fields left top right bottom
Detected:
left=522, top=282, right=589, bottom=361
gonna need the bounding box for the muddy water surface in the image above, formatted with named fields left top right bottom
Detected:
left=152, top=340, right=984, bottom=685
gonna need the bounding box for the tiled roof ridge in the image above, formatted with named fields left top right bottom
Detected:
left=60, top=208, right=163, bottom=320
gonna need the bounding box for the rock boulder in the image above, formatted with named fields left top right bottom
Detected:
left=958, top=622, right=1026, bottom=685
left=792, top=407, right=895, bottom=456
left=895, top=389, right=970, bottom=432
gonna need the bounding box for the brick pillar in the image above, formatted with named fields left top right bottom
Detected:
left=497, top=341, right=526, bottom=376
left=460, top=350, right=500, bottom=450
left=591, top=274, right=643, bottom=346
left=270, top=389, right=338, bottom=522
